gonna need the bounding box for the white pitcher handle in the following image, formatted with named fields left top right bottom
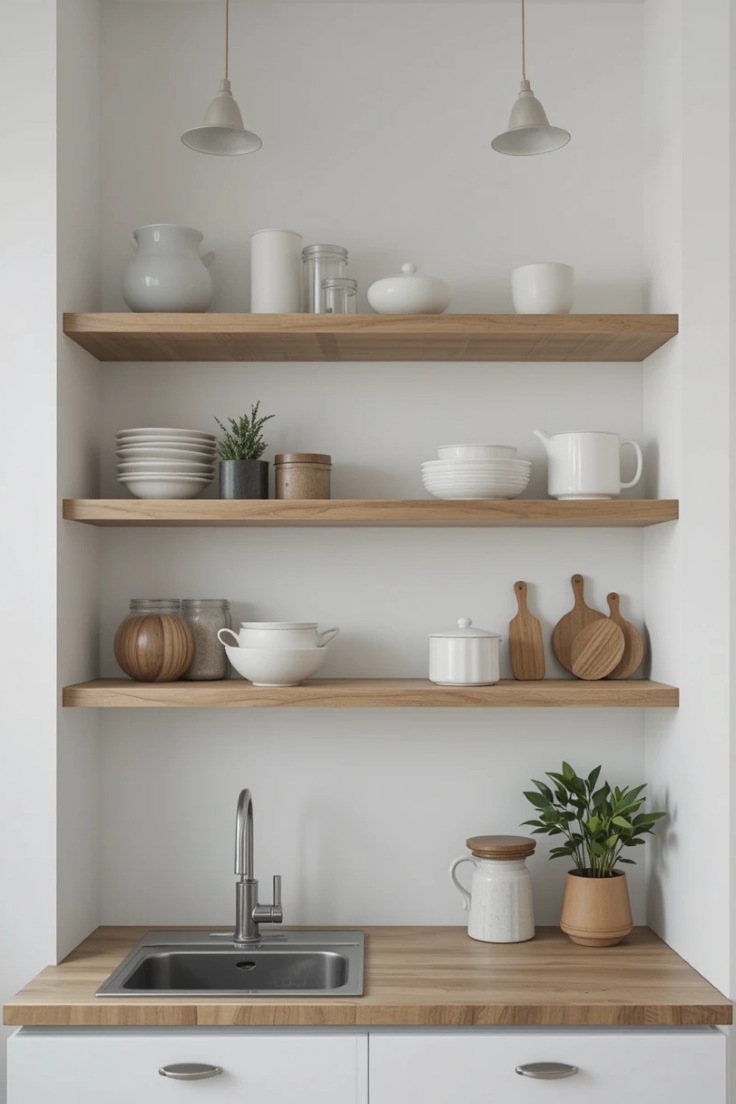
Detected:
left=318, top=627, right=339, bottom=647
left=620, top=440, right=643, bottom=489
left=217, top=627, right=240, bottom=648
left=449, top=856, right=475, bottom=911
left=201, top=251, right=216, bottom=268
left=129, top=234, right=138, bottom=251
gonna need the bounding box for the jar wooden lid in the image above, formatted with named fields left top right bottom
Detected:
left=275, top=453, right=331, bottom=465
left=466, top=835, right=536, bottom=860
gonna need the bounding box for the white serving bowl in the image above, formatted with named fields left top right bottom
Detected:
left=436, top=444, right=517, bottom=460
left=117, top=427, right=215, bottom=442
left=422, top=459, right=531, bottom=470
left=424, top=486, right=524, bottom=501
left=224, top=645, right=328, bottom=687
left=118, top=460, right=215, bottom=475
left=423, top=481, right=529, bottom=491
left=118, top=474, right=211, bottom=499
left=116, top=445, right=216, bottom=461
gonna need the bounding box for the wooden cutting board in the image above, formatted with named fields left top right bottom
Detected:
left=509, top=581, right=545, bottom=681
left=570, top=619, right=625, bottom=680
left=606, top=592, right=645, bottom=680
left=552, top=574, right=606, bottom=672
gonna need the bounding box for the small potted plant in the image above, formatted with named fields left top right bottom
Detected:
left=215, top=403, right=274, bottom=499
left=522, top=762, right=665, bottom=947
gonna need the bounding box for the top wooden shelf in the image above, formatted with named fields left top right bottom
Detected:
left=63, top=313, right=679, bottom=363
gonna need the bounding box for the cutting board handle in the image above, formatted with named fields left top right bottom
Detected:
left=607, top=593, right=621, bottom=617
left=514, top=581, right=529, bottom=611
left=571, top=574, right=585, bottom=605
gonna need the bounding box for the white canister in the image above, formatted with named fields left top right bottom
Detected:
left=534, top=429, right=643, bottom=500
left=512, top=262, right=574, bottom=314
left=368, top=263, right=450, bottom=315
left=250, top=229, right=303, bottom=313
left=217, top=621, right=339, bottom=649
left=429, top=618, right=501, bottom=686
left=450, top=835, right=536, bottom=943
left=122, top=225, right=215, bottom=313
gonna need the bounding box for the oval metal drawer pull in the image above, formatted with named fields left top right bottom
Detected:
left=159, top=1064, right=223, bottom=1081
left=516, top=1063, right=579, bottom=1080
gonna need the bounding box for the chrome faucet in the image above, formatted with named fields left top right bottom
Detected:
left=234, top=789, right=283, bottom=943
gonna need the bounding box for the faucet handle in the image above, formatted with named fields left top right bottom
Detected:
left=273, top=875, right=282, bottom=908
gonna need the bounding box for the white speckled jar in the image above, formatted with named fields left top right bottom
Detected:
left=449, top=835, right=536, bottom=944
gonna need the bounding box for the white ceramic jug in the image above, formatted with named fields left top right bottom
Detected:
left=534, top=430, right=643, bottom=500
left=122, top=224, right=215, bottom=312
left=449, top=836, right=536, bottom=944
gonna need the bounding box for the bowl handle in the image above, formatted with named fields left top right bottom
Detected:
left=217, top=627, right=240, bottom=648
left=317, top=627, right=340, bottom=647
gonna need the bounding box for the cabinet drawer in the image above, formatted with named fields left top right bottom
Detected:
left=369, top=1029, right=726, bottom=1104
left=8, top=1028, right=367, bottom=1104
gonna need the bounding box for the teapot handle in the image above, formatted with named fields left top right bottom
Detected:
left=201, top=251, right=216, bottom=269
left=449, top=856, right=475, bottom=911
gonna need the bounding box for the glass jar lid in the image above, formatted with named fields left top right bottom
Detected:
left=430, top=618, right=501, bottom=639
left=181, top=599, right=230, bottom=609
left=302, top=243, right=349, bottom=261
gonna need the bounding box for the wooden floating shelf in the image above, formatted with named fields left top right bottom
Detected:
left=63, top=498, right=679, bottom=528
left=63, top=312, right=679, bottom=363
left=63, top=679, right=679, bottom=709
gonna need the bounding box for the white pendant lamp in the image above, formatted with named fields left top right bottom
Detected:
left=182, top=0, right=262, bottom=157
left=492, top=0, right=570, bottom=157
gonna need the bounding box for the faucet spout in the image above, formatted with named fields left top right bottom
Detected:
left=233, top=788, right=284, bottom=944
left=235, top=788, right=254, bottom=880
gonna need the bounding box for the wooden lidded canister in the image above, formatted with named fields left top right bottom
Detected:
left=275, top=453, right=331, bottom=500
left=450, top=835, right=536, bottom=943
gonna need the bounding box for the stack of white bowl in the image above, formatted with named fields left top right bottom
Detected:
left=217, top=622, right=339, bottom=687
left=422, top=444, right=531, bottom=500
left=116, top=427, right=217, bottom=499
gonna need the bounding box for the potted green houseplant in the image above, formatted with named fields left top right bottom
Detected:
left=216, top=403, right=274, bottom=499
left=523, top=762, right=665, bottom=947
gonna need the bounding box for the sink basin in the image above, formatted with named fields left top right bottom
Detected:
left=96, top=930, right=364, bottom=998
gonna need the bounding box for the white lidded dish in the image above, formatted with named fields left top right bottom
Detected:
left=429, top=618, right=502, bottom=686
left=368, top=263, right=450, bottom=315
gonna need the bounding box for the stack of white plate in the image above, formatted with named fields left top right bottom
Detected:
left=422, top=444, right=531, bottom=500
left=116, top=427, right=217, bottom=499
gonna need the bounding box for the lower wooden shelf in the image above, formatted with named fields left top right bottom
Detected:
left=62, top=678, right=679, bottom=708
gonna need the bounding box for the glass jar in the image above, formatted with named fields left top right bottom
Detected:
left=302, top=244, right=348, bottom=313
left=323, top=277, right=357, bottom=314
left=181, top=599, right=231, bottom=681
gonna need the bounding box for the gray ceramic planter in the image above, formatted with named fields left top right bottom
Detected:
left=219, top=460, right=269, bottom=499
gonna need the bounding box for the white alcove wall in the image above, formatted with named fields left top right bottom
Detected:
left=96, top=0, right=652, bottom=928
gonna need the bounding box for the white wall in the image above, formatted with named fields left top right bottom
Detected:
left=0, top=0, right=60, bottom=1094
left=95, top=0, right=654, bottom=927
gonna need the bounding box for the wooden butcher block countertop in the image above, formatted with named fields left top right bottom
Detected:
left=4, top=926, right=731, bottom=1028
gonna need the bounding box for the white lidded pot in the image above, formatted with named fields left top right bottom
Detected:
left=368, top=263, right=450, bottom=315
left=122, top=224, right=215, bottom=312
left=429, top=618, right=501, bottom=686
left=450, top=835, right=536, bottom=944
left=217, top=622, right=339, bottom=649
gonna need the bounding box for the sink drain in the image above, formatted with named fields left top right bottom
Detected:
left=236, top=960, right=257, bottom=972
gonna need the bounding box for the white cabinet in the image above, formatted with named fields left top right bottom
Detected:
left=369, top=1028, right=727, bottom=1104
left=8, top=1028, right=368, bottom=1104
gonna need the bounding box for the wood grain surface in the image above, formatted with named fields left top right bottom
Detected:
left=570, top=619, right=626, bottom=680
left=3, top=925, right=729, bottom=1027
left=63, top=313, right=679, bottom=363
left=113, top=614, right=194, bottom=682
left=552, top=575, right=607, bottom=672
left=62, top=499, right=681, bottom=529
left=509, top=581, right=545, bottom=680
left=61, top=678, right=680, bottom=709
left=606, top=592, right=645, bottom=679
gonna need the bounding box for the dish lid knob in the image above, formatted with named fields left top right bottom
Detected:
left=401, top=263, right=417, bottom=275
left=458, top=618, right=472, bottom=628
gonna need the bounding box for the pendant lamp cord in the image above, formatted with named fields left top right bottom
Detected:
left=225, top=0, right=229, bottom=80
left=521, top=0, right=526, bottom=81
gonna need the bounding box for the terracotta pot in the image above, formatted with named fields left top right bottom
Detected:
left=114, top=613, right=194, bottom=682
left=560, top=870, right=633, bottom=947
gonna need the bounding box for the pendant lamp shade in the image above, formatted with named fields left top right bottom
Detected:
left=182, top=79, right=262, bottom=156
left=492, top=80, right=570, bottom=156
left=181, top=0, right=262, bottom=157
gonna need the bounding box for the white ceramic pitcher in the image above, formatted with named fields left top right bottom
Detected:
left=534, top=430, right=643, bottom=500
left=449, top=836, right=536, bottom=944
left=122, top=224, right=215, bottom=312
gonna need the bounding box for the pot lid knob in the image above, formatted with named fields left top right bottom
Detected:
left=458, top=618, right=472, bottom=628
left=401, top=263, right=417, bottom=275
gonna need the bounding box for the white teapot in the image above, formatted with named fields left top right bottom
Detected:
left=122, top=224, right=215, bottom=312
left=449, top=835, right=536, bottom=943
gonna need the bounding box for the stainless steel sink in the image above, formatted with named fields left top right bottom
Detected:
left=96, top=930, right=364, bottom=997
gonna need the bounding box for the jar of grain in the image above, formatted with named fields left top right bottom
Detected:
left=181, top=599, right=231, bottom=680
left=274, top=453, right=331, bottom=499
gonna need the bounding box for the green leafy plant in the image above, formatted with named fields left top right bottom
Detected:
left=215, top=402, right=274, bottom=461
left=522, top=762, right=666, bottom=878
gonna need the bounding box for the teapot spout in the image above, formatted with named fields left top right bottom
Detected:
left=533, top=430, right=552, bottom=453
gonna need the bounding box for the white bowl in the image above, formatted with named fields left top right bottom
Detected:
left=117, top=435, right=216, bottom=448
left=424, top=487, right=525, bottom=501
left=116, top=445, right=216, bottom=461
left=436, top=444, right=517, bottom=460
left=422, top=459, right=531, bottom=469
left=118, top=460, right=215, bottom=475
left=224, top=645, right=328, bottom=686
left=117, top=427, right=215, bottom=442
left=118, top=474, right=211, bottom=499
